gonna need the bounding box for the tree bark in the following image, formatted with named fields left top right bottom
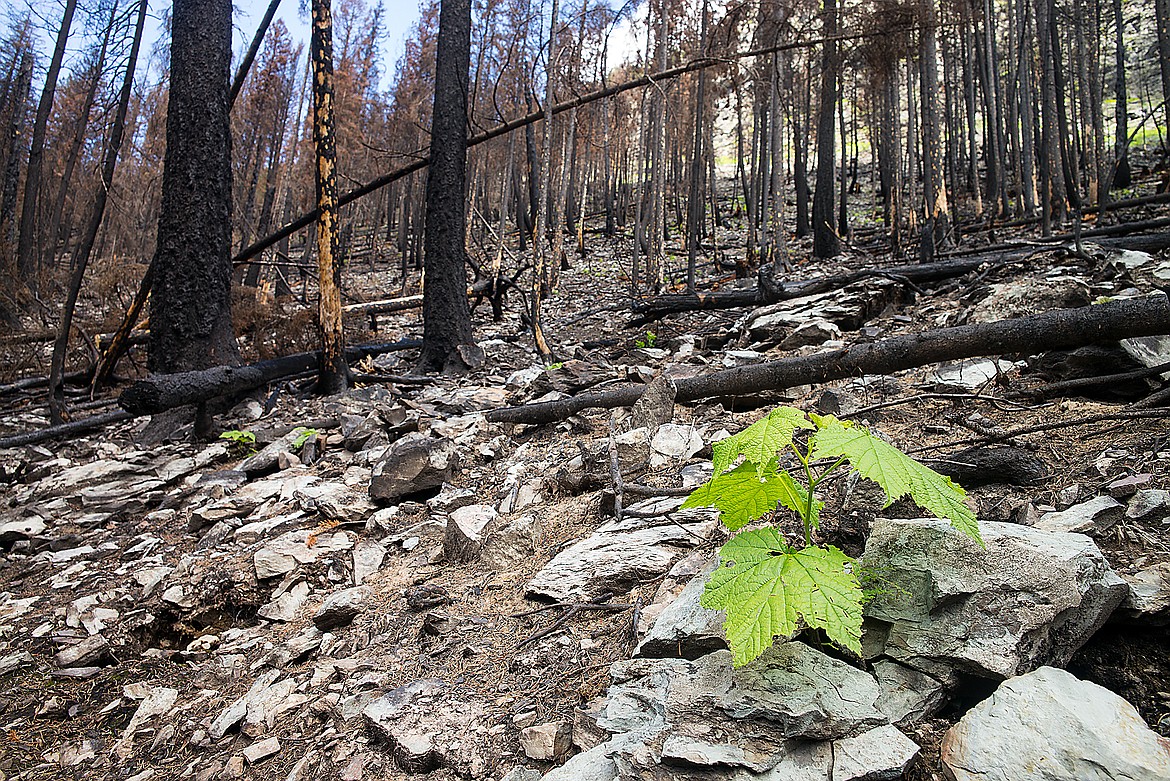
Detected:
left=149, top=0, right=238, bottom=374
left=311, top=0, right=348, bottom=393
left=418, top=0, right=478, bottom=373
left=48, top=0, right=148, bottom=425
left=119, top=340, right=422, bottom=415
left=812, top=0, right=840, bottom=259
left=490, top=295, right=1170, bottom=425
left=16, top=0, right=78, bottom=281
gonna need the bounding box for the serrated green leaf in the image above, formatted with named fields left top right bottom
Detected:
left=810, top=415, right=982, bottom=546
left=712, top=407, right=814, bottom=476
left=682, top=461, right=792, bottom=531
left=701, top=529, right=863, bottom=665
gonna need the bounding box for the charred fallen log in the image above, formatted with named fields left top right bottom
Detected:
left=488, top=294, right=1170, bottom=425
left=630, top=257, right=991, bottom=320
left=119, top=339, right=421, bottom=415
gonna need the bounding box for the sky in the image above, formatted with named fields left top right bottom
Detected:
left=9, top=0, right=642, bottom=94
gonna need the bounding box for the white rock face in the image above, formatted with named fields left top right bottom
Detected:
left=862, top=519, right=1128, bottom=678
left=941, top=666, right=1170, bottom=781
left=1035, top=495, right=1125, bottom=535
left=527, top=513, right=718, bottom=602
left=443, top=504, right=498, bottom=564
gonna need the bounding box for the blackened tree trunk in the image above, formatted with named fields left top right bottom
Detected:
left=49, top=0, right=148, bottom=424
left=0, top=51, right=32, bottom=243
left=418, top=0, right=478, bottom=372
left=1112, top=0, right=1130, bottom=189
left=311, top=0, right=348, bottom=392
left=1157, top=0, right=1170, bottom=138
left=149, top=0, right=238, bottom=374
left=17, top=0, right=78, bottom=281
left=812, top=0, right=840, bottom=259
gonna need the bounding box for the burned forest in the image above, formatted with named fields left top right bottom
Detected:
left=1, top=0, right=1170, bottom=778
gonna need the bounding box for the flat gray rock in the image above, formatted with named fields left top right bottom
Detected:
left=941, top=666, right=1170, bottom=781
left=527, top=514, right=718, bottom=602
left=312, top=586, right=369, bottom=630
left=719, top=643, right=886, bottom=740
left=634, top=556, right=725, bottom=660
left=369, top=433, right=457, bottom=502
left=1035, top=495, right=1124, bottom=535
left=1120, top=562, right=1170, bottom=624
left=862, top=519, right=1128, bottom=679
left=1126, top=489, right=1170, bottom=521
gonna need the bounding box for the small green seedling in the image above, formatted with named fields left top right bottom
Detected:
left=635, top=330, right=658, bottom=349
left=219, top=429, right=257, bottom=454
left=683, top=406, right=982, bottom=667
left=545, top=361, right=565, bottom=371
left=292, top=427, right=319, bottom=450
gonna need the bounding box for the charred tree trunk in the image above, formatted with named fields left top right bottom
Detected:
left=16, top=0, right=78, bottom=281
left=149, top=0, right=239, bottom=374
left=311, top=0, right=348, bottom=393
left=418, top=0, right=478, bottom=372
left=48, top=0, right=148, bottom=424
left=812, top=0, right=840, bottom=259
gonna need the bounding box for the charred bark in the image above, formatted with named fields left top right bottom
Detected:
left=418, top=0, right=477, bottom=372
left=491, top=295, right=1170, bottom=425
left=149, top=0, right=238, bottom=374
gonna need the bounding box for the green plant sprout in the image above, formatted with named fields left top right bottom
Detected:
left=635, top=330, right=658, bottom=349
left=682, top=406, right=982, bottom=667
left=219, top=429, right=256, bottom=453
left=292, top=427, right=319, bottom=450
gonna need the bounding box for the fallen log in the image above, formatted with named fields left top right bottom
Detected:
left=487, top=294, right=1170, bottom=425
left=0, top=410, right=134, bottom=449
left=630, top=256, right=993, bottom=320
left=119, top=339, right=422, bottom=415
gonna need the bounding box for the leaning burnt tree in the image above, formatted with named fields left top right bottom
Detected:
left=418, top=0, right=479, bottom=373
left=149, top=0, right=238, bottom=376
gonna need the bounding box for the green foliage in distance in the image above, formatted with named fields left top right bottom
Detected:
left=292, top=427, right=319, bottom=450
left=683, top=407, right=982, bottom=667
left=219, top=429, right=256, bottom=454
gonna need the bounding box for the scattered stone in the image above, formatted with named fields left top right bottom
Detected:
left=1119, top=562, right=1170, bottom=624
left=719, top=643, right=886, bottom=740
left=0, top=651, right=33, bottom=675
left=54, top=634, right=109, bottom=668
left=779, top=319, right=841, bottom=349
left=115, top=687, right=178, bottom=759
left=872, top=658, right=956, bottom=726
left=635, top=556, right=725, bottom=660
left=941, top=666, right=1170, bottom=780
left=238, top=428, right=316, bottom=475
left=312, top=586, right=369, bottom=630
left=932, top=359, right=1019, bottom=392
left=224, top=756, right=245, bottom=778
left=1121, top=334, right=1170, bottom=378
left=1106, top=472, right=1151, bottom=498
left=351, top=539, right=387, bottom=585
left=0, top=516, right=46, bottom=548
left=519, top=721, right=572, bottom=761
left=1126, top=489, right=1170, bottom=521
left=404, top=584, right=450, bottom=611
left=862, top=519, right=1128, bottom=678
left=648, top=424, right=704, bottom=467
left=369, top=433, right=458, bottom=502
left=1035, top=495, right=1125, bottom=535
left=253, top=528, right=353, bottom=580
left=527, top=513, right=718, bottom=602
left=426, top=483, right=478, bottom=514
left=832, top=724, right=920, bottom=781
left=443, top=504, right=498, bottom=564
left=242, top=736, right=281, bottom=765
left=257, top=581, right=310, bottom=622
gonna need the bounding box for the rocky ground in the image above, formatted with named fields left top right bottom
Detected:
left=2, top=232, right=1170, bottom=781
